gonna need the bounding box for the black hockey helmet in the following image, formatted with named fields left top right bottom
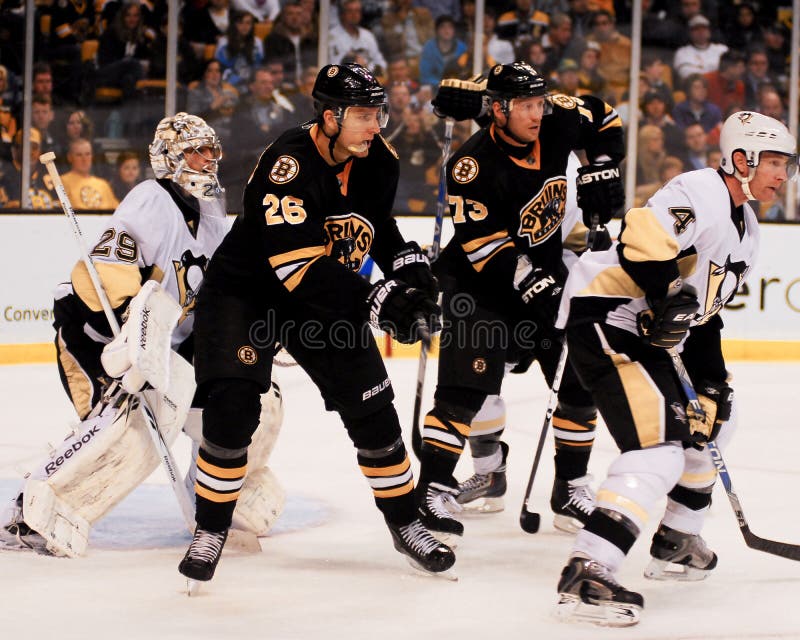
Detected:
left=313, top=63, right=387, bottom=116
left=485, top=62, right=548, bottom=101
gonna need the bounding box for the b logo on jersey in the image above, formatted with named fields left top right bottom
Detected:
left=696, top=255, right=748, bottom=324
left=517, top=176, right=567, bottom=246
left=269, top=155, right=299, bottom=184
left=238, top=346, right=258, bottom=365
left=548, top=93, right=578, bottom=110
left=172, top=250, right=210, bottom=324
left=452, top=157, right=479, bottom=184
left=323, top=213, right=375, bottom=271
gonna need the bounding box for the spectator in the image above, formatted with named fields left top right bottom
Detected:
left=566, top=0, right=593, bottom=39
left=0, top=128, right=57, bottom=210
left=262, top=0, right=317, bottom=91
left=95, top=1, right=152, bottom=100
left=576, top=41, right=605, bottom=95
left=393, top=106, right=439, bottom=214
left=672, top=73, right=722, bottom=133
left=707, top=146, right=721, bottom=171
left=496, top=0, right=550, bottom=52
left=640, top=51, right=673, bottom=109
left=641, top=0, right=688, bottom=54
left=680, top=122, right=711, bottom=170
left=758, top=86, right=787, bottom=126
left=186, top=59, right=240, bottom=130
left=150, top=13, right=205, bottom=84
left=413, top=0, right=460, bottom=22
left=0, top=64, right=20, bottom=114
left=385, top=81, right=414, bottom=141
left=724, top=3, right=762, bottom=51
left=673, top=15, right=728, bottom=81
left=57, top=109, right=95, bottom=166
left=418, top=15, right=467, bottom=86
left=31, top=95, right=59, bottom=156
left=763, top=22, right=790, bottom=84
left=542, top=13, right=584, bottom=78
left=286, top=65, right=318, bottom=124
left=586, top=10, right=631, bottom=102
left=636, top=123, right=666, bottom=185
left=522, top=38, right=548, bottom=71
left=47, top=0, right=96, bottom=102
left=231, top=0, right=280, bottom=24
left=614, top=73, right=649, bottom=127
left=329, top=0, right=387, bottom=74
left=379, top=0, right=435, bottom=65
left=635, top=154, right=684, bottom=207
left=110, top=150, right=142, bottom=201
left=640, top=90, right=682, bottom=156
left=386, top=56, right=420, bottom=92
left=182, top=0, right=230, bottom=53
left=216, top=10, right=265, bottom=94
left=704, top=50, right=746, bottom=116
left=743, top=46, right=775, bottom=110
left=554, top=58, right=580, bottom=95
left=446, top=6, right=515, bottom=78
left=60, top=138, right=119, bottom=210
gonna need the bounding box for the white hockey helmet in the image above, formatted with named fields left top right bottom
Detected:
left=149, top=112, right=223, bottom=200
left=719, top=111, right=798, bottom=186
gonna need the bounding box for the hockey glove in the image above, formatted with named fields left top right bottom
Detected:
left=365, top=279, right=442, bottom=345
left=391, top=241, right=438, bottom=299
left=576, top=161, right=625, bottom=227
left=514, top=257, right=564, bottom=326
left=636, top=291, right=699, bottom=349
left=686, top=380, right=734, bottom=447
left=432, top=77, right=488, bottom=122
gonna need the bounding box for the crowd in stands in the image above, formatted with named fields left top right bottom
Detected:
left=0, top=0, right=794, bottom=219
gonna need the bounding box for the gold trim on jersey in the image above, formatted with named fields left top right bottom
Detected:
left=269, top=246, right=326, bottom=291
left=596, top=489, right=650, bottom=523
left=598, top=105, right=622, bottom=132
left=563, top=221, right=591, bottom=253
left=620, top=208, right=679, bottom=263
left=679, top=469, right=718, bottom=486
left=56, top=328, right=93, bottom=419
left=71, top=261, right=142, bottom=312
left=580, top=266, right=644, bottom=298
left=461, top=231, right=514, bottom=272
left=470, top=414, right=506, bottom=435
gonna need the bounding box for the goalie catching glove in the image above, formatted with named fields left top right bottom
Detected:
left=100, top=280, right=182, bottom=393
left=431, top=77, right=488, bottom=122
left=576, top=161, right=625, bottom=227
left=686, top=380, right=734, bottom=447
left=636, top=291, right=699, bottom=349
left=365, top=279, right=441, bottom=344
left=391, top=241, right=438, bottom=299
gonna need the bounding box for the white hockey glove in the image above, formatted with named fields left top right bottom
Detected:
left=101, top=280, right=182, bottom=393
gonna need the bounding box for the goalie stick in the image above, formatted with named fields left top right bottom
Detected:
left=668, top=347, right=800, bottom=561
left=411, top=118, right=454, bottom=459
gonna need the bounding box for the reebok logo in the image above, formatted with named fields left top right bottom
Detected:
left=44, top=425, right=101, bottom=475
left=140, top=307, right=150, bottom=349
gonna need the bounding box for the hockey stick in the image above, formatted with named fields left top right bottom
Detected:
left=668, top=347, right=800, bottom=561
left=519, top=214, right=600, bottom=534
left=411, top=117, right=454, bottom=460
left=39, top=151, right=196, bottom=533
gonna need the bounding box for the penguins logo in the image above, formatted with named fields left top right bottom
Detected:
left=518, top=176, right=567, bottom=246
left=172, top=250, right=209, bottom=323
left=696, top=255, right=748, bottom=324
left=737, top=112, right=754, bottom=125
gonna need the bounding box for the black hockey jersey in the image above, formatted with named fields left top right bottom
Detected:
left=436, top=93, right=623, bottom=314
left=204, top=123, right=405, bottom=321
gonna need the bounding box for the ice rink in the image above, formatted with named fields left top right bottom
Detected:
left=1, top=357, right=799, bottom=639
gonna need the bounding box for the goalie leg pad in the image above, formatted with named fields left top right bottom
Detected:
left=231, top=466, right=286, bottom=536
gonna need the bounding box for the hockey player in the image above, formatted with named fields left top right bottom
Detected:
left=553, top=111, right=797, bottom=626
left=1, top=113, right=284, bottom=556
left=177, top=63, right=452, bottom=584
left=415, top=63, right=625, bottom=541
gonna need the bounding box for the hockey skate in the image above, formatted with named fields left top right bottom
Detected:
left=388, top=518, right=457, bottom=580
left=554, top=555, right=643, bottom=627
left=551, top=474, right=595, bottom=533
left=456, top=442, right=508, bottom=514
left=417, top=482, right=464, bottom=542
left=179, top=527, right=229, bottom=595
left=644, top=524, right=718, bottom=581
left=0, top=494, right=51, bottom=555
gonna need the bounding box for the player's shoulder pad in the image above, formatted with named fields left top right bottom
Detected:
left=447, top=128, right=497, bottom=188
left=648, top=168, right=725, bottom=237
left=114, top=179, right=172, bottom=227
left=256, top=126, right=318, bottom=188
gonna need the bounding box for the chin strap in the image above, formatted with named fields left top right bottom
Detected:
left=735, top=168, right=756, bottom=201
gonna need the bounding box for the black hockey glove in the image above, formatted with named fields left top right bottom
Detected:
left=391, top=241, right=438, bottom=299
left=587, top=225, right=613, bottom=252
left=686, top=380, right=734, bottom=448
left=365, top=279, right=441, bottom=345
left=432, top=78, right=488, bottom=122
left=515, top=264, right=564, bottom=326
left=576, top=161, right=625, bottom=227
left=636, top=291, right=699, bottom=349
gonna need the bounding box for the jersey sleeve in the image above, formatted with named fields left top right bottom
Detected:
left=550, top=93, right=625, bottom=164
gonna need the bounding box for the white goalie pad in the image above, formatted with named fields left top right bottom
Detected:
left=21, top=352, right=195, bottom=557
left=101, top=280, right=182, bottom=393
left=231, top=466, right=286, bottom=536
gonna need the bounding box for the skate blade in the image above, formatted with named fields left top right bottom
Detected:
left=404, top=556, right=459, bottom=581
left=0, top=529, right=56, bottom=556
left=644, top=558, right=710, bottom=581
left=553, top=514, right=584, bottom=534
left=185, top=578, right=203, bottom=596
left=226, top=529, right=262, bottom=553
left=553, top=593, right=640, bottom=627
left=458, top=496, right=505, bottom=515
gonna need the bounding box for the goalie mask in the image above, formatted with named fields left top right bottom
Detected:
left=149, top=113, right=223, bottom=200
left=719, top=111, right=798, bottom=199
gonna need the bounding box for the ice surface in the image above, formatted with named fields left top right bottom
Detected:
left=1, top=359, right=799, bottom=639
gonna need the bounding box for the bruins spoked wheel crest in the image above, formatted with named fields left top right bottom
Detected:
left=270, top=156, right=299, bottom=184
left=452, top=157, right=479, bottom=184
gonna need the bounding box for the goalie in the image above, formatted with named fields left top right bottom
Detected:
left=0, top=113, right=285, bottom=557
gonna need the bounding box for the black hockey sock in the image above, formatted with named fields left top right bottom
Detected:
left=194, top=446, right=247, bottom=532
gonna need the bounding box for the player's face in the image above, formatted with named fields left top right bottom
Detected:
left=748, top=151, right=795, bottom=201
left=336, top=106, right=385, bottom=157
left=505, top=96, right=545, bottom=143
left=185, top=145, right=221, bottom=172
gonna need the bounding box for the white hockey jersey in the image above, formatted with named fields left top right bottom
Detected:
left=60, top=179, right=231, bottom=347
left=557, top=168, right=759, bottom=337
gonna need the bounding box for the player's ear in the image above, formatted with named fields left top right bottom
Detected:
left=732, top=150, right=749, bottom=176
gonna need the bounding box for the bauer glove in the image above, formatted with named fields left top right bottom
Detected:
left=686, top=380, right=734, bottom=448
left=636, top=291, right=699, bottom=349
left=365, top=279, right=441, bottom=344
left=576, top=161, right=625, bottom=227
left=391, top=241, right=439, bottom=299
left=432, top=77, right=489, bottom=122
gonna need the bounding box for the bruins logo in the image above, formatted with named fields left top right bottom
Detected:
left=270, top=155, right=299, bottom=184
left=323, top=213, right=375, bottom=271
left=548, top=93, right=578, bottom=110
left=452, top=157, right=479, bottom=184
left=472, top=357, right=487, bottom=374
left=518, top=176, right=567, bottom=247
left=327, top=66, right=339, bottom=77
left=238, top=346, right=258, bottom=365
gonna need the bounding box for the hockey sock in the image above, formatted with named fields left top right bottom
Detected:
left=553, top=403, right=596, bottom=480
left=194, top=444, right=247, bottom=532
